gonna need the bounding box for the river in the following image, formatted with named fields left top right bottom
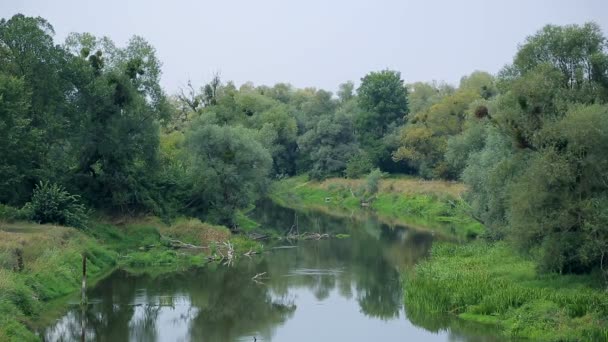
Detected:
left=41, top=200, right=503, bottom=341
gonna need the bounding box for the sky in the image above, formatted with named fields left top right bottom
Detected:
left=2, top=0, right=607, bottom=94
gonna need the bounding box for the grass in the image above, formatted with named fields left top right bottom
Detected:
left=0, top=222, right=118, bottom=341
left=159, top=218, right=231, bottom=246
left=270, top=175, right=483, bottom=240
left=0, top=212, right=261, bottom=341
left=404, top=242, right=608, bottom=341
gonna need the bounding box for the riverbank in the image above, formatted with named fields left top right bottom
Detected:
left=270, top=175, right=608, bottom=341
left=404, top=242, right=608, bottom=341
left=0, top=215, right=261, bottom=341
left=270, top=175, right=483, bottom=240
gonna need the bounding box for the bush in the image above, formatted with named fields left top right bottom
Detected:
left=345, top=151, right=374, bottom=178
left=0, top=204, right=29, bottom=222
left=357, top=168, right=385, bottom=202
left=24, top=181, right=88, bottom=228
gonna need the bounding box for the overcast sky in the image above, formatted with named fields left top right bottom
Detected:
left=2, top=0, right=607, bottom=94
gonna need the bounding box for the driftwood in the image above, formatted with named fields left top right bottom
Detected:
left=243, top=249, right=258, bottom=257
left=162, top=236, right=208, bottom=250
left=252, top=272, right=268, bottom=284
left=248, top=232, right=269, bottom=240
left=281, top=232, right=330, bottom=241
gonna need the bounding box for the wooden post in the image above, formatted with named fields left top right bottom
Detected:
left=81, top=253, right=87, bottom=342
left=81, top=254, right=87, bottom=304
left=14, top=248, right=24, bottom=272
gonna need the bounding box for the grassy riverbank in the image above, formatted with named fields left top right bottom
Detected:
left=404, top=242, right=608, bottom=341
left=272, top=175, right=608, bottom=340
left=270, top=175, right=483, bottom=240
left=0, top=215, right=261, bottom=341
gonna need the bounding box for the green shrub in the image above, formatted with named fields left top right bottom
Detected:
left=0, top=204, right=29, bottom=222
left=24, top=181, right=88, bottom=228
left=345, top=151, right=374, bottom=178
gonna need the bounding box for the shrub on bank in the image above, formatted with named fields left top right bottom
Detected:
left=24, top=181, right=88, bottom=228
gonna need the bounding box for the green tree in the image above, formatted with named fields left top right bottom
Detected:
left=337, top=81, right=355, bottom=103
left=297, top=112, right=358, bottom=180
left=0, top=15, right=82, bottom=203
left=357, top=70, right=409, bottom=132
left=356, top=70, right=409, bottom=170
left=394, top=88, right=483, bottom=179
left=0, top=74, right=41, bottom=203
left=184, top=123, right=272, bottom=226
left=511, top=22, right=608, bottom=99
left=406, top=81, right=454, bottom=115
left=461, top=22, right=608, bottom=273
left=68, top=34, right=169, bottom=213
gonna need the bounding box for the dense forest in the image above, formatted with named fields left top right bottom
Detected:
left=1, top=12, right=608, bottom=280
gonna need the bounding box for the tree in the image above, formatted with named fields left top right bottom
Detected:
left=297, top=112, right=358, bottom=180
left=0, top=15, right=82, bottom=203
left=460, top=22, right=608, bottom=273
left=356, top=70, right=409, bottom=170
left=406, top=81, right=454, bottom=115
left=184, top=124, right=272, bottom=226
left=67, top=34, right=169, bottom=213
left=0, top=74, right=41, bottom=203
left=512, top=22, right=608, bottom=98
left=337, top=81, right=355, bottom=103
left=356, top=69, right=408, bottom=137
left=394, top=88, right=483, bottom=179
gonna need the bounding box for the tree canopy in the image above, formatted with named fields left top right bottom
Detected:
left=1, top=14, right=607, bottom=274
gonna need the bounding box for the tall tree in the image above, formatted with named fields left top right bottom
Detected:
left=183, top=123, right=272, bottom=226
left=356, top=70, right=409, bottom=170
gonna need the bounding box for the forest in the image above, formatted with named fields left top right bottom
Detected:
left=3, top=14, right=608, bottom=274
left=1, top=13, right=608, bottom=341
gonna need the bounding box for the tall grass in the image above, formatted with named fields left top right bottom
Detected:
left=0, top=210, right=260, bottom=340
left=270, top=175, right=483, bottom=239
left=404, top=242, right=608, bottom=341
left=0, top=223, right=118, bottom=341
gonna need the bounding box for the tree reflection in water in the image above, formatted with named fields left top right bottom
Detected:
left=42, top=200, right=453, bottom=341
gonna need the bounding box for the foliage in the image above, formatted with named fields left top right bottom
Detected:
left=345, top=150, right=374, bottom=178
left=25, top=181, right=88, bottom=228
left=362, top=168, right=384, bottom=199
left=356, top=70, right=409, bottom=170
left=0, top=223, right=118, bottom=341
left=511, top=22, right=608, bottom=100
left=297, top=111, right=358, bottom=180
left=270, top=176, right=482, bottom=240
left=0, top=13, right=607, bottom=290
left=357, top=69, right=409, bottom=135
left=394, top=72, right=494, bottom=179
left=0, top=75, right=41, bottom=205
left=404, top=242, right=608, bottom=340
left=456, top=23, right=608, bottom=273
left=183, top=123, right=272, bottom=225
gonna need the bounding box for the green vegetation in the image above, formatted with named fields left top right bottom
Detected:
left=1, top=10, right=608, bottom=342
left=404, top=243, right=608, bottom=341
left=25, top=181, right=88, bottom=229
left=0, top=214, right=262, bottom=340
left=270, top=175, right=483, bottom=240
left=0, top=223, right=117, bottom=340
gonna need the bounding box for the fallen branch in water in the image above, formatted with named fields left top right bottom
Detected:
left=161, top=236, right=208, bottom=250
left=281, top=232, right=330, bottom=241
left=252, top=272, right=268, bottom=284
left=243, top=249, right=259, bottom=257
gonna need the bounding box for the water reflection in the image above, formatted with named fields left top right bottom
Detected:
left=42, top=201, right=501, bottom=341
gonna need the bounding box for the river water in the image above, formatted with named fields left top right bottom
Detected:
left=41, top=200, right=503, bottom=341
